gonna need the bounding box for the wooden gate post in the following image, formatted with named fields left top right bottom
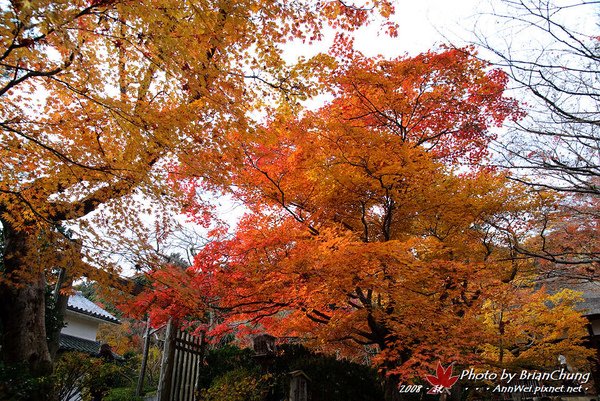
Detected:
left=136, top=318, right=152, bottom=396
left=157, top=318, right=177, bottom=401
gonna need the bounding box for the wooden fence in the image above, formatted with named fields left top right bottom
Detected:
left=157, top=320, right=205, bottom=401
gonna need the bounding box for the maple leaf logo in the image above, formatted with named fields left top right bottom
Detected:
left=426, top=362, right=459, bottom=395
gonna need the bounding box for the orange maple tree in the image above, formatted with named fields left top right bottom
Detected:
left=0, top=0, right=396, bottom=379
left=522, top=191, right=600, bottom=280
left=166, top=48, right=591, bottom=400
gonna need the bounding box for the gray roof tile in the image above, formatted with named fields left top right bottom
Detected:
left=59, top=333, right=101, bottom=355
left=67, top=292, right=120, bottom=324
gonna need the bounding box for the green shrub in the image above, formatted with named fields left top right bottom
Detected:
left=196, top=344, right=383, bottom=401
left=199, top=368, right=272, bottom=401
left=52, top=352, right=124, bottom=401
left=51, top=352, right=96, bottom=401
left=0, top=361, right=51, bottom=401
left=196, top=345, right=256, bottom=390
left=103, top=387, right=144, bottom=401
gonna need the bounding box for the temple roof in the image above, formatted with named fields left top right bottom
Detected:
left=67, top=291, right=120, bottom=324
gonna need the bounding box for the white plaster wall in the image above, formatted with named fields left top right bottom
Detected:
left=62, top=312, right=99, bottom=341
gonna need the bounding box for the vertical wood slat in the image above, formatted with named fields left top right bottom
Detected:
left=193, top=334, right=201, bottom=400
left=179, top=332, right=185, bottom=401
left=190, top=335, right=197, bottom=401
left=172, top=326, right=179, bottom=401
left=174, top=330, right=184, bottom=401
left=185, top=332, right=192, bottom=401
left=194, top=334, right=200, bottom=398
left=188, top=333, right=195, bottom=400
left=182, top=332, right=190, bottom=401
left=189, top=333, right=196, bottom=399
left=189, top=332, right=195, bottom=400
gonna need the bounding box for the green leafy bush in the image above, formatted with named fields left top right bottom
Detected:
left=51, top=352, right=96, bottom=401
left=196, top=344, right=383, bottom=401
left=0, top=361, right=51, bottom=401
left=199, top=368, right=271, bottom=401
left=103, top=387, right=144, bottom=401
left=196, top=345, right=256, bottom=390
left=51, top=352, right=123, bottom=401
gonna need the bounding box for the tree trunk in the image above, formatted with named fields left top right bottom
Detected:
left=0, top=272, right=52, bottom=375
left=0, top=223, right=52, bottom=378
left=382, top=372, right=403, bottom=401
left=47, top=268, right=71, bottom=360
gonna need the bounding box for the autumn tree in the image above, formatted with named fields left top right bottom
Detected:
left=170, top=48, right=593, bottom=401
left=0, top=0, right=396, bottom=382
left=474, top=0, right=600, bottom=271
left=481, top=286, right=593, bottom=369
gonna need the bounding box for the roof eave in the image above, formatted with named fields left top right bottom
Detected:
left=66, top=307, right=121, bottom=325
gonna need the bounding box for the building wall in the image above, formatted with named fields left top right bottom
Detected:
left=591, top=318, right=600, bottom=336
left=62, top=312, right=99, bottom=341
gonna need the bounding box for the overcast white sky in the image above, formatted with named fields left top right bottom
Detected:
left=281, top=0, right=486, bottom=61
left=282, top=0, right=597, bottom=64
left=355, top=0, right=484, bottom=56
